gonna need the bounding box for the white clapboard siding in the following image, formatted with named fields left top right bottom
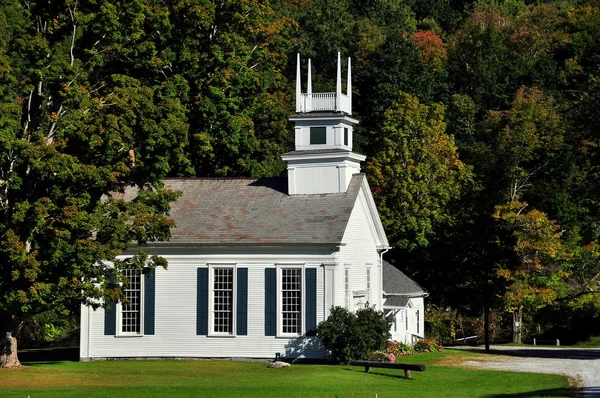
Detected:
left=335, top=190, right=382, bottom=311
left=85, top=253, right=327, bottom=359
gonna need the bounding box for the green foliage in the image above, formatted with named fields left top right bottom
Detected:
left=414, top=339, right=444, bottom=353
left=366, top=93, right=471, bottom=249
left=317, top=306, right=391, bottom=364
left=494, top=201, right=571, bottom=312
left=386, top=340, right=416, bottom=357
left=18, top=308, right=79, bottom=347
left=0, top=1, right=189, bottom=336
left=426, top=305, right=462, bottom=344
left=369, top=350, right=395, bottom=362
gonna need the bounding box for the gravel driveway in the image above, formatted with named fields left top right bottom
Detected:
left=449, top=346, right=600, bottom=397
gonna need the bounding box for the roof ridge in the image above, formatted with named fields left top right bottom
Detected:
left=162, top=176, right=285, bottom=181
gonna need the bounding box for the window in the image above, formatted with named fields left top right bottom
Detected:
left=281, top=268, right=302, bottom=334
left=197, top=267, right=248, bottom=336
left=344, top=128, right=349, bottom=146
left=416, top=310, right=420, bottom=334
left=212, top=268, right=234, bottom=334
left=366, top=267, right=371, bottom=304
left=265, top=266, right=316, bottom=337
left=405, top=309, right=409, bottom=331
left=310, top=127, right=326, bottom=144
left=104, top=267, right=155, bottom=337
left=344, top=267, right=350, bottom=309
left=121, top=269, right=142, bottom=334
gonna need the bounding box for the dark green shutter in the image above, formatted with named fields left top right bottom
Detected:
left=104, top=273, right=116, bottom=335
left=197, top=268, right=209, bottom=335
left=305, top=268, right=317, bottom=335
left=264, top=268, right=277, bottom=336
left=104, top=300, right=116, bottom=335
left=237, top=268, right=248, bottom=335
left=144, top=269, right=155, bottom=335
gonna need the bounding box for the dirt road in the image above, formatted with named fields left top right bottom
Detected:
left=450, top=346, right=600, bottom=397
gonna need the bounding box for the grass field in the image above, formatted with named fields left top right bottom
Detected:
left=1, top=350, right=575, bottom=397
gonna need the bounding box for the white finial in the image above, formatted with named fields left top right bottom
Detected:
left=347, top=57, right=352, bottom=115
left=296, top=53, right=302, bottom=112
left=336, top=52, right=342, bottom=111
left=307, top=59, right=312, bottom=95
left=307, top=59, right=312, bottom=112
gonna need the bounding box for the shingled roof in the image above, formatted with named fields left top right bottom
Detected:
left=383, top=260, right=427, bottom=308
left=117, top=174, right=365, bottom=246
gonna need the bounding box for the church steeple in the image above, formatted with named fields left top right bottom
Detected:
left=282, top=53, right=365, bottom=195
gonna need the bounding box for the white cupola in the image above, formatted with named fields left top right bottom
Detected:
left=281, top=53, right=365, bottom=195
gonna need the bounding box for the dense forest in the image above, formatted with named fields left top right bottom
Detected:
left=2, top=0, right=600, bottom=354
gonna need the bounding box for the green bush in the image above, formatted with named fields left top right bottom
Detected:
left=386, top=340, right=416, bottom=357
left=414, top=339, right=444, bottom=353
left=317, top=306, right=391, bottom=364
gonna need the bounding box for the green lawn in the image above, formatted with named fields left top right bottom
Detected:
left=1, top=350, right=575, bottom=398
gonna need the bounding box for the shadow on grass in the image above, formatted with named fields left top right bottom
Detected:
left=482, top=386, right=586, bottom=397
left=343, top=366, right=414, bottom=380
left=21, top=361, right=67, bottom=367
left=19, top=347, right=79, bottom=364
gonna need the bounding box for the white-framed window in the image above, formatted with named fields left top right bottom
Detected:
left=366, top=266, right=372, bottom=305
left=209, top=265, right=236, bottom=336
left=118, top=268, right=143, bottom=335
left=276, top=265, right=305, bottom=337
left=344, top=266, right=350, bottom=310
left=416, top=310, right=420, bottom=334
left=281, top=268, right=302, bottom=335
left=405, top=308, right=409, bottom=331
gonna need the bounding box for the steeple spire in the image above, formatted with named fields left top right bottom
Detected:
left=336, top=52, right=342, bottom=111
left=347, top=56, right=352, bottom=111
left=294, top=53, right=352, bottom=115
left=295, top=53, right=301, bottom=113
left=283, top=53, right=364, bottom=195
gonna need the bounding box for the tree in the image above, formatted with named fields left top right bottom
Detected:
left=0, top=0, right=189, bottom=367
left=169, top=0, right=297, bottom=177
left=366, top=93, right=471, bottom=250
left=493, top=201, right=571, bottom=343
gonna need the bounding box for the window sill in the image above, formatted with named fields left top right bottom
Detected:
left=276, top=334, right=302, bottom=339
left=114, top=334, right=144, bottom=338
left=207, top=334, right=237, bottom=338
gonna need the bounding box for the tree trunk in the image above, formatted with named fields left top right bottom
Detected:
left=1, top=337, right=21, bottom=368
left=512, top=309, right=522, bottom=344
left=484, top=305, right=490, bottom=352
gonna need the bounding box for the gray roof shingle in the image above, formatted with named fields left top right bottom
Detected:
left=383, top=296, right=409, bottom=308
left=383, top=260, right=427, bottom=296
left=116, top=174, right=365, bottom=245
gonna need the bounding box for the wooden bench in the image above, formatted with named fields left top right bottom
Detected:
left=351, top=361, right=426, bottom=378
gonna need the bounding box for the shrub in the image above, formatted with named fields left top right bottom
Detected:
left=386, top=340, right=415, bottom=357
left=318, top=306, right=391, bottom=364
left=369, top=350, right=396, bottom=363
left=414, top=339, right=444, bottom=353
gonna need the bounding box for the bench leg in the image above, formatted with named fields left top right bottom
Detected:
left=365, top=366, right=371, bottom=372
left=404, top=369, right=411, bottom=378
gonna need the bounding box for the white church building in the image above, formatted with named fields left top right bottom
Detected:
left=79, top=54, right=426, bottom=361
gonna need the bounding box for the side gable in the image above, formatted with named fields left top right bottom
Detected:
left=356, top=176, right=390, bottom=250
